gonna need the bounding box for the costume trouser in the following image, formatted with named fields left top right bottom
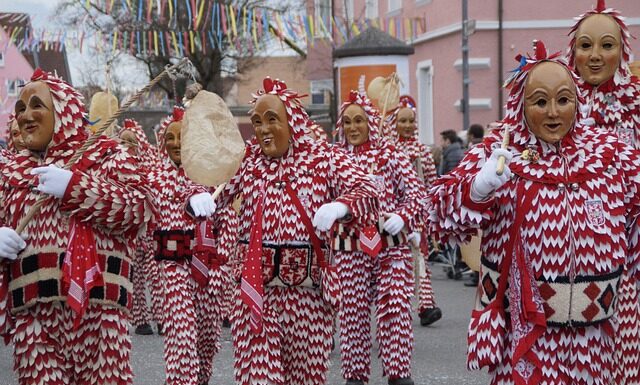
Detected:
left=489, top=322, right=616, bottom=385
left=231, top=285, right=333, bottom=385
left=416, top=234, right=437, bottom=312
left=613, top=270, right=640, bottom=384
left=12, top=302, right=132, bottom=385
left=131, top=238, right=165, bottom=327
left=336, top=247, right=414, bottom=382
left=417, top=255, right=437, bottom=312
left=162, top=260, right=227, bottom=385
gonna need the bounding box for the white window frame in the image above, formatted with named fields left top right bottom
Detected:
left=314, top=0, right=333, bottom=38
left=6, top=79, right=24, bottom=97
left=416, top=60, right=434, bottom=144
left=365, top=0, right=379, bottom=19
left=344, top=0, right=354, bottom=22
left=388, top=0, right=402, bottom=12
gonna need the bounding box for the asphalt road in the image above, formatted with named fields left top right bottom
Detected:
left=0, top=268, right=489, bottom=385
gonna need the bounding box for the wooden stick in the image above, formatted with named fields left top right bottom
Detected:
left=377, top=73, right=397, bottom=133
left=496, top=126, right=510, bottom=176
left=211, top=183, right=226, bottom=200
left=16, top=58, right=191, bottom=234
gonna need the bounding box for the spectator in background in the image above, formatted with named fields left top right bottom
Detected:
left=466, top=124, right=485, bottom=149
left=438, top=129, right=464, bottom=175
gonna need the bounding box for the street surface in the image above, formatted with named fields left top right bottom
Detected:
left=0, top=268, right=489, bottom=385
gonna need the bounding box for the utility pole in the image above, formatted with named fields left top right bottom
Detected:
left=461, top=0, right=470, bottom=132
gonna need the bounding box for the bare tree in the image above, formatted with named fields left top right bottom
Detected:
left=57, top=0, right=304, bottom=100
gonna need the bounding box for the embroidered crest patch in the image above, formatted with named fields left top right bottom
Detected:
left=585, top=199, right=606, bottom=232
left=617, top=126, right=634, bottom=146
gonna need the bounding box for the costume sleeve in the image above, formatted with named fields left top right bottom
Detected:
left=421, top=147, right=438, bottom=187
left=390, top=150, right=429, bottom=233
left=60, top=146, right=155, bottom=237
left=328, top=145, right=380, bottom=229
left=619, top=143, right=640, bottom=284
left=428, top=137, right=498, bottom=244
left=213, top=205, right=238, bottom=265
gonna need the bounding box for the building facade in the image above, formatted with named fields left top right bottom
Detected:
left=309, top=0, right=640, bottom=145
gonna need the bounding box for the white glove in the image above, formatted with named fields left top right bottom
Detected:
left=471, top=148, right=513, bottom=202
left=0, top=227, right=26, bottom=260
left=313, top=202, right=349, bottom=231
left=408, top=231, right=421, bottom=246
left=189, top=192, right=217, bottom=217
left=31, top=165, right=73, bottom=199
left=383, top=213, right=405, bottom=236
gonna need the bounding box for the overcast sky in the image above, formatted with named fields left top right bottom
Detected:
left=0, top=0, right=299, bottom=88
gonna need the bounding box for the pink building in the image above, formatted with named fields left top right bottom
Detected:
left=0, top=21, right=34, bottom=142
left=309, top=0, right=640, bottom=144
left=0, top=13, right=73, bottom=143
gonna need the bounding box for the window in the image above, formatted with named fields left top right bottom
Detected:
left=6, top=79, right=25, bottom=96
left=366, top=0, right=378, bottom=19
left=388, top=0, right=401, bottom=12
left=315, top=0, right=332, bottom=38
left=344, top=0, right=354, bottom=22
left=310, top=79, right=333, bottom=105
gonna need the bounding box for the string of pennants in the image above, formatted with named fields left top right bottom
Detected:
left=0, top=2, right=427, bottom=56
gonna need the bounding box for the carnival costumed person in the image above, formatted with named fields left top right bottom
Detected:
left=7, top=116, right=25, bottom=154
left=0, top=117, right=19, bottom=345
left=568, top=0, right=640, bottom=147
left=429, top=40, right=640, bottom=385
left=148, top=106, right=238, bottom=385
left=118, top=119, right=166, bottom=335
left=333, top=90, right=427, bottom=385
left=306, top=120, right=329, bottom=142
left=568, top=2, right=640, bottom=382
left=0, top=68, right=153, bottom=385
left=386, top=95, right=442, bottom=327
left=188, top=77, right=379, bottom=385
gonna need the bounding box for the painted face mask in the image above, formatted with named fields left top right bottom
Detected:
left=342, top=104, right=370, bottom=146
left=573, top=14, right=622, bottom=86
left=251, top=93, right=291, bottom=158
left=524, top=62, right=577, bottom=144
left=396, top=107, right=417, bottom=139
left=568, top=0, right=634, bottom=86
left=119, top=129, right=138, bottom=149
left=9, top=118, right=25, bottom=151
left=14, top=81, right=55, bottom=152
left=164, top=121, right=182, bottom=166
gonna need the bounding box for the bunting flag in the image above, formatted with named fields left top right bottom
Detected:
left=0, top=4, right=426, bottom=56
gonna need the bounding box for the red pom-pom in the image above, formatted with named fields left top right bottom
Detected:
left=31, top=68, right=47, bottom=81
left=399, top=95, right=416, bottom=108
left=596, top=0, right=606, bottom=12
left=533, top=40, right=548, bottom=61
left=172, top=106, right=185, bottom=122
left=263, top=77, right=274, bottom=92
left=123, top=119, right=137, bottom=129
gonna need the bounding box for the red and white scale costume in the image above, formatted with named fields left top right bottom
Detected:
left=212, top=78, right=379, bottom=385
left=429, top=46, right=640, bottom=385
left=0, top=69, right=153, bottom=385
left=119, top=119, right=166, bottom=330
left=334, top=91, right=428, bottom=382
left=386, top=96, right=439, bottom=315
left=567, top=3, right=640, bottom=383
left=148, top=106, right=238, bottom=385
